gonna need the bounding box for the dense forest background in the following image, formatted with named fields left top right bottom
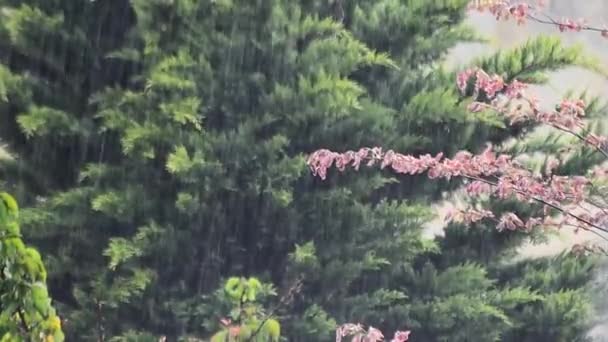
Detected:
left=1, top=0, right=608, bottom=341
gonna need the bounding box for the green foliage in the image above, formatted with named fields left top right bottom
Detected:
left=289, top=242, right=320, bottom=271
left=209, top=277, right=280, bottom=342
left=17, top=106, right=79, bottom=138
left=475, top=36, right=603, bottom=82
left=0, top=0, right=601, bottom=340
left=0, top=192, right=64, bottom=342
left=289, top=304, right=336, bottom=340
left=389, top=261, right=546, bottom=342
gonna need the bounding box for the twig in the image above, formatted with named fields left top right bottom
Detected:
left=548, top=124, right=608, bottom=160
left=246, top=278, right=303, bottom=342
left=18, top=309, right=30, bottom=334
left=463, top=174, right=608, bottom=235
left=95, top=299, right=106, bottom=342
left=526, top=13, right=606, bottom=34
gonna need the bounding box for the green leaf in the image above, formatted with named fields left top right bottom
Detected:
left=210, top=330, right=228, bottom=342
left=225, top=277, right=244, bottom=300
left=0, top=192, right=18, bottom=219
left=31, top=282, right=50, bottom=315
left=263, top=319, right=281, bottom=341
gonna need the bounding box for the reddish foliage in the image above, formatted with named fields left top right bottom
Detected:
left=468, top=1, right=608, bottom=39
left=335, top=324, right=410, bottom=342
left=329, top=4, right=608, bottom=338
left=309, top=68, right=608, bottom=241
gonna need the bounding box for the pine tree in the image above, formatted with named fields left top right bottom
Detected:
left=0, top=0, right=602, bottom=341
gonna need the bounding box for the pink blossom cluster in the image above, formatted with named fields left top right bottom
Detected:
left=467, top=1, right=531, bottom=25
left=444, top=208, right=494, bottom=225
left=467, top=1, right=608, bottom=39
left=308, top=144, right=601, bottom=233
left=457, top=68, right=608, bottom=152
left=308, top=64, right=608, bottom=239
left=457, top=68, right=526, bottom=102
left=556, top=17, right=586, bottom=32
left=336, top=324, right=410, bottom=342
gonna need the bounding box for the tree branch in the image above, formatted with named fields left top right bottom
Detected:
left=526, top=13, right=606, bottom=34
left=463, top=174, right=608, bottom=235
left=18, top=309, right=30, bottom=335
